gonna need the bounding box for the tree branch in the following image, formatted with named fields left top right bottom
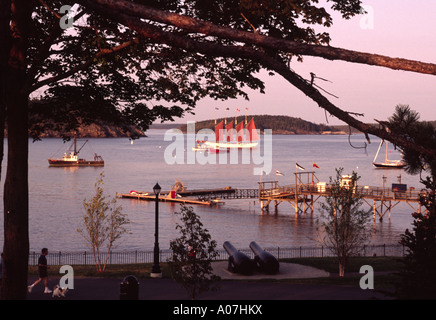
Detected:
left=111, top=13, right=436, bottom=160
left=26, top=8, right=86, bottom=92
left=29, top=37, right=139, bottom=93
left=81, top=0, right=436, bottom=76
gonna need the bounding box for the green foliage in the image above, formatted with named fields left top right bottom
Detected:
left=394, top=174, right=436, bottom=299
left=26, top=0, right=364, bottom=139
left=318, top=168, right=372, bottom=276
left=380, top=105, right=436, bottom=299
left=396, top=210, right=436, bottom=298
left=388, top=105, right=436, bottom=179
left=169, top=204, right=220, bottom=300
left=78, top=172, right=130, bottom=272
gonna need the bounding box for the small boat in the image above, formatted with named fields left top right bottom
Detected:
left=192, top=140, right=208, bottom=151
left=208, top=146, right=230, bottom=153
left=372, top=139, right=405, bottom=169
left=192, top=140, right=229, bottom=153
left=48, top=137, right=104, bottom=167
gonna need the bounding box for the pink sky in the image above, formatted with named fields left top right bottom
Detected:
left=186, top=0, right=436, bottom=125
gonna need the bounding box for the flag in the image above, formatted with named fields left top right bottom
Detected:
left=276, top=170, right=284, bottom=176
left=313, top=162, right=320, bottom=169
left=245, top=107, right=249, bottom=111
left=226, top=107, right=230, bottom=110
left=296, top=163, right=305, bottom=171
left=215, top=107, right=219, bottom=110
left=236, top=108, right=240, bottom=112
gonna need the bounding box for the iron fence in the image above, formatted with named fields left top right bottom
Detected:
left=28, top=243, right=405, bottom=266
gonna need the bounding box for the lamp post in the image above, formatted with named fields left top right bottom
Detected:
left=151, top=182, right=162, bottom=278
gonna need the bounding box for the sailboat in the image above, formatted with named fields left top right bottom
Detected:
left=203, top=117, right=259, bottom=150
left=372, top=139, right=405, bottom=169
left=48, top=137, right=104, bottom=167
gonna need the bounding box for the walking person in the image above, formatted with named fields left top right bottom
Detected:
left=28, top=248, right=52, bottom=294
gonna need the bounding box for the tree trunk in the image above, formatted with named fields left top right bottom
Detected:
left=0, top=0, right=11, bottom=183
left=2, top=92, right=29, bottom=300
left=338, top=261, right=345, bottom=277
left=1, top=0, right=31, bottom=300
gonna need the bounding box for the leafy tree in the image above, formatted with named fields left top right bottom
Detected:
left=385, top=105, right=436, bottom=181
left=319, top=168, right=372, bottom=277
left=385, top=105, right=436, bottom=299
left=396, top=202, right=436, bottom=299
left=169, top=204, right=220, bottom=300
left=77, top=172, right=130, bottom=272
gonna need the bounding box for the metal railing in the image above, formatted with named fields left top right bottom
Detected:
left=259, top=182, right=425, bottom=203
left=28, top=244, right=405, bottom=266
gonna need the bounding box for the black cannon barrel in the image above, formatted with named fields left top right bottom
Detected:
left=249, top=241, right=280, bottom=274
left=223, top=241, right=254, bottom=275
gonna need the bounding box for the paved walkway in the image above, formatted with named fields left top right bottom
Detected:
left=26, top=262, right=391, bottom=301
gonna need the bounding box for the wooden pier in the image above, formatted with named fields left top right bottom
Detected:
left=118, top=172, right=427, bottom=220
left=258, top=172, right=426, bottom=221
left=117, top=187, right=258, bottom=206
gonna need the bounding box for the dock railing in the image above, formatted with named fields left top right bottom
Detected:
left=29, top=244, right=405, bottom=266
left=259, top=182, right=425, bottom=203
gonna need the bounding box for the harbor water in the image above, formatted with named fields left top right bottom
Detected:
left=0, top=130, right=424, bottom=252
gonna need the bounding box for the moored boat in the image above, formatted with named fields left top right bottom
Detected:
left=48, top=137, right=104, bottom=167
left=372, top=139, right=405, bottom=169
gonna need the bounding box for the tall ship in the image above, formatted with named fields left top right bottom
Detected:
left=48, top=137, right=104, bottom=167
left=202, top=117, right=259, bottom=150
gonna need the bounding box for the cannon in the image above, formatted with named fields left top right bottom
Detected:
left=249, top=241, right=280, bottom=275
left=223, top=241, right=254, bottom=275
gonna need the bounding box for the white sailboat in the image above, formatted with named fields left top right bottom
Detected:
left=372, top=139, right=405, bottom=169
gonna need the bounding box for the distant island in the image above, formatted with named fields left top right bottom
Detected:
left=38, top=115, right=436, bottom=138
left=176, top=115, right=347, bottom=135
left=32, top=122, right=145, bottom=139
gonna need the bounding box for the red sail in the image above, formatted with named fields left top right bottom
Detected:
left=225, top=121, right=233, bottom=141
left=246, top=118, right=260, bottom=141
left=236, top=121, right=244, bottom=142
left=215, top=121, right=224, bottom=141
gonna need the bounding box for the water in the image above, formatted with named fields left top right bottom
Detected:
left=0, top=131, right=423, bottom=252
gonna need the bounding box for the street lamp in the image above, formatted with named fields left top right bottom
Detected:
left=151, top=182, right=162, bottom=278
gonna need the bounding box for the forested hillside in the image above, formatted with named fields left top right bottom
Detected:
left=178, top=115, right=344, bottom=135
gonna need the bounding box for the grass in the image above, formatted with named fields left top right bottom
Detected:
left=28, top=263, right=173, bottom=279
left=277, top=256, right=403, bottom=291
left=281, top=256, right=404, bottom=273
left=29, top=256, right=404, bottom=286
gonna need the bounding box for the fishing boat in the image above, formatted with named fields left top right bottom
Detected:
left=372, top=139, right=405, bottom=169
left=48, top=137, right=104, bottom=167
left=203, top=117, right=259, bottom=150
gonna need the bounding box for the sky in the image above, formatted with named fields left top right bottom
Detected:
left=182, top=0, right=436, bottom=126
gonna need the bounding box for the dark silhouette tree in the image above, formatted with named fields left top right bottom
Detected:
left=169, top=205, right=220, bottom=300
left=384, top=105, right=436, bottom=299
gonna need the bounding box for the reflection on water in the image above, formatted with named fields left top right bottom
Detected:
left=0, top=132, right=422, bottom=251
